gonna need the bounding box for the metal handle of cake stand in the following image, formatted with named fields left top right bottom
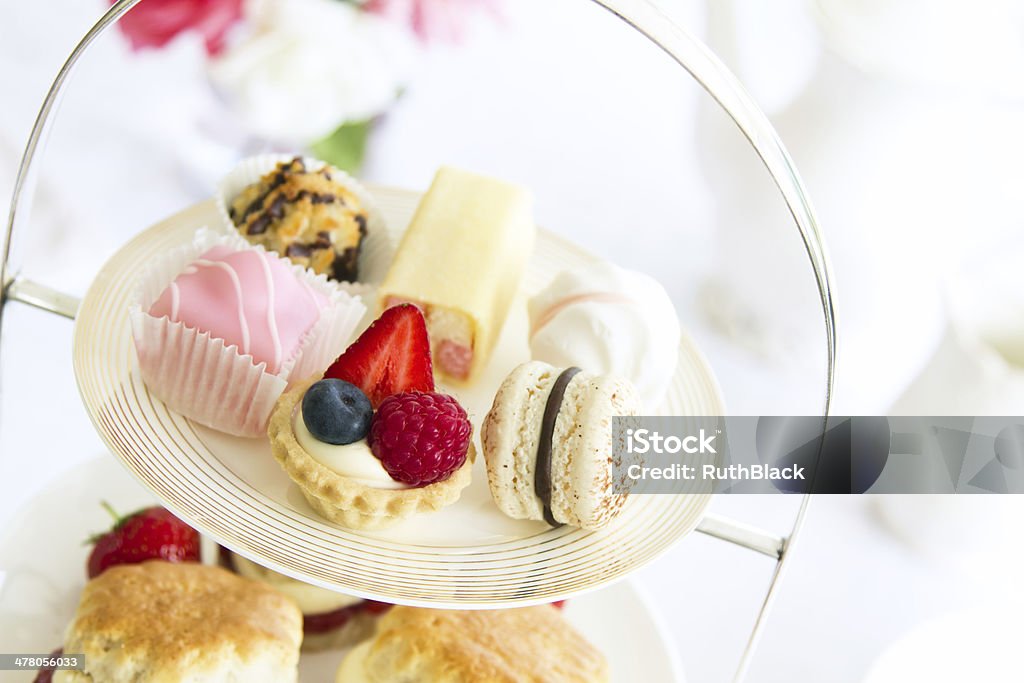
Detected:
left=0, top=1, right=835, bottom=681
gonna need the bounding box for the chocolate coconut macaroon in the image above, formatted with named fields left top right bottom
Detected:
left=227, top=157, right=369, bottom=282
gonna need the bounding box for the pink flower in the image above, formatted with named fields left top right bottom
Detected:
left=111, top=0, right=244, bottom=56
left=364, top=0, right=499, bottom=44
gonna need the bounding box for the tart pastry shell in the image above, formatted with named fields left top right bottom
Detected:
left=269, top=379, right=474, bottom=530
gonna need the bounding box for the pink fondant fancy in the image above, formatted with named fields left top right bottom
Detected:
left=149, top=245, right=326, bottom=374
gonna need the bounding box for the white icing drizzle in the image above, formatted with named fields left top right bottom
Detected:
left=193, top=259, right=250, bottom=354
left=256, top=252, right=283, bottom=369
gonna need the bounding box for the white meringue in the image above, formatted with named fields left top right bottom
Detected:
left=528, top=261, right=680, bottom=411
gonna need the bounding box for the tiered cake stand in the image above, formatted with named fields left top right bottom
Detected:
left=0, top=1, right=837, bottom=681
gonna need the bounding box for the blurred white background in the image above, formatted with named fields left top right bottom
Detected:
left=3, top=0, right=1024, bottom=681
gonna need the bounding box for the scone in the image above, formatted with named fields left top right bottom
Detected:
left=220, top=547, right=391, bottom=651
left=227, top=156, right=370, bottom=282
left=55, top=561, right=302, bottom=682
left=335, top=605, right=609, bottom=682
left=482, top=361, right=641, bottom=530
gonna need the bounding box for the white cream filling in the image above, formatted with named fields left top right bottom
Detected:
left=294, top=407, right=409, bottom=490
left=232, top=553, right=363, bottom=615
left=335, top=641, right=373, bottom=683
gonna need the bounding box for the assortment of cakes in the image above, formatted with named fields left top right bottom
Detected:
left=529, top=261, right=681, bottom=411
left=128, top=160, right=678, bottom=527
left=335, top=605, right=608, bottom=682
left=378, top=166, right=536, bottom=384
left=482, top=360, right=641, bottom=530
left=269, top=305, right=474, bottom=529
left=126, top=158, right=684, bottom=533
left=130, top=229, right=365, bottom=437
left=43, top=156, right=694, bottom=680
left=220, top=155, right=384, bottom=283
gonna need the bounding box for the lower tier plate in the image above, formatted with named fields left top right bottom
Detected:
left=0, top=456, right=685, bottom=682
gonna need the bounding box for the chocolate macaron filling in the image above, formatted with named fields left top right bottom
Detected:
left=535, top=366, right=581, bottom=527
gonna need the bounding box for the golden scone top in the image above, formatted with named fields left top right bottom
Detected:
left=360, top=605, right=609, bottom=683
left=63, top=561, right=302, bottom=681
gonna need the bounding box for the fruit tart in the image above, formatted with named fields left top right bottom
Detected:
left=269, top=304, right=474, bottom=530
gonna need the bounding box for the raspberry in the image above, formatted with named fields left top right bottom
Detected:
left=369, top=392, right=471, bottom=487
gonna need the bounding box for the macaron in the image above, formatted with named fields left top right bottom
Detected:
left=481, top=361, right=641, bottom=530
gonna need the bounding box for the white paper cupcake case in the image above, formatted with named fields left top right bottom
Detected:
left=215, top=153, right=393, bottom=284
left=129, top=228, right=367, bottom=438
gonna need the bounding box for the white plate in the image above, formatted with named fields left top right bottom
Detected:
left=0, top=456, right=685, bottom=682
left=72, top=187, right=724, bottom=607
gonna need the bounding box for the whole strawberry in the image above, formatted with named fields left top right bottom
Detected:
left=86, top=502, right=200, bottom=578
left=369, top=392, right=471, bottom=487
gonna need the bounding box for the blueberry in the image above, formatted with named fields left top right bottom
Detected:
left=302, top=379, right=373, bottom=445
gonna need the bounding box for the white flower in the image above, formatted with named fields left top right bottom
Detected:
left=210, top=0, right=415, bottom=145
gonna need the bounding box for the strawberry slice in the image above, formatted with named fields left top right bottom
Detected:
left=324, top=304, right=434, bottom=407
